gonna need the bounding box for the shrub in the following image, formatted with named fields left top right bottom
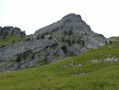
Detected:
left=77, top=39, right=81, bottom=44
left=31, top=54, right=35, bottom=60
left=26, top=38, right=31, bottom=41
left=81, top=40, right=85, bottom=47
left=61, top=37, right=65, bottom=42
left=109, top=40, right=112, bottom=44
left=49, top=35, right=52, bottom=40
left=41, top=34, right=44, bottom=39
left=64, top=30, right=68, bottom=35
left=105, top=41, right=107, bottom=44
left=1, top=45, right=6, bottom=48
left=37, top=34, right=40, bottom=40
left=68, top=30, right=73, bottom=35
left=72, top=39, right=76, bottom=44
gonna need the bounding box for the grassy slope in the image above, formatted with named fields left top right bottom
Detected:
left=0, top=36, right=27, bottom=44
left=0, top=29, right=27, bottom=46
left=0, top=38, right=119, bottom=90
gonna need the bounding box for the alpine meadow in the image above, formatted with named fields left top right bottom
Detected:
left=0, top=13, right=119, bottom=90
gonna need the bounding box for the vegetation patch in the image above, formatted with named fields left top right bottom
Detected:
left=0, top=38, right=119, bottom=89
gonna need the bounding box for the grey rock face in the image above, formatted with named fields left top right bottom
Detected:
left=107, top=37, right=117, bottom=43
left=33, top=13, right=92, bottom=38
left=0, top=39, right=58, bottom=61
left=0, top=13, right=107, bottom=72
left=104, top=57, right=119, bottom=62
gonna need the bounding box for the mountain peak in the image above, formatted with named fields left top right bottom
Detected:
left=61, top=13, right=82, bottom=21
left=0, top=13, right=107, bottom=72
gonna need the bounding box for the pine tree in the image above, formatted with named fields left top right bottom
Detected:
left=72, top=39, right=76, bottom=44
left=64, top=30, right=68, bottom=35
left=77, top=39, right=81, bottom=44
left=105, top=41, right=107, bottom=44
left=109, top=40, right=112, bottom=44
left=81, top=40, right=85, bottom=47
left=41, top=34, right=44, bottom=39
left=69, top=30, right=73, bottom=35
left=37, top=34, right=40, bottom=40
left=31, top=54, right=35, bottom=60
left=49, top=35, right=52, bottom=40
left=61, top=37, right=65, bottom=42
left=66, top=39, right=72, bottom=46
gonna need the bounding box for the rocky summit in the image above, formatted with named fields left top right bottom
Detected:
left=0, top=13, right=106, bottom=72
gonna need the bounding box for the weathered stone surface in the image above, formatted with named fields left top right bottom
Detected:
left=0, top=39, right=58, bottom=61
left=0, top=13, right=107, bottom=72
left=104, top=57, right=119, bottom=62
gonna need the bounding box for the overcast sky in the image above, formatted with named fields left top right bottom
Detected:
left=0, top=0, right=119, bottom=38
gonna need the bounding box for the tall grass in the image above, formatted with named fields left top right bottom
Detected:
left=0, top=38, right=119, bottom=89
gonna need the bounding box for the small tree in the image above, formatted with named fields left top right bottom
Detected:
left=77, top=39, right=81, bottom=44
left=79, top=36, right=81, bottom=39
left=45, top=32, right=48, bottom=35
left=21, top=31, right=26, bottom=37
left=61, top=37, right=65, bottom=42
left=64, top=30, right=68, bottom=35
left=66, top=39, right=72, bottom=46
left=49, top=35, right=52, bottom=40
left=4, top=31, right=8, bottom=37
left=23, top=55, right=26, bottom=60
left=26, top=38, right=31, bottom=41
left=41, top=34, right=44, bottom=39
left=37, top=35, right=40, bottom=40
left=68, top=30, right=73, bottom=35
left=85, top=33, right=87, bottom=36
left=1, top=45, right=6, bottom=48
left=31, top=54, right=35, bottom=60
left=109, top=40, right=112, bottom=44
left=72, top=39, right=76, bottom=44
left=11, top=31, right=14, bottom=35
left=3, top=36, right=5, bottom=39
left=81, top=40, right=85, bottom=47
left=12, top=40, right=15, bottom=44
left=105, top=41, right=107, bottom=44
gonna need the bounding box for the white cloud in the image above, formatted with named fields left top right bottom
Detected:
left=0, top=0, right=2, bottom=1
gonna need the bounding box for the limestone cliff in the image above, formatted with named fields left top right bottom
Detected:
left=0, top=13, right=106, bottom=72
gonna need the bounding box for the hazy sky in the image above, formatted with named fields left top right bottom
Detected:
left=0, top=0, right=119, bottom=38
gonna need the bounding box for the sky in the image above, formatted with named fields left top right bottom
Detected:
left=0, top=0, right=119, bottom=38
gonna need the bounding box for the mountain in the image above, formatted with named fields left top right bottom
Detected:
left=0, top=36, right=119, bottom=89
left=0, top=13, right=106, bottom=72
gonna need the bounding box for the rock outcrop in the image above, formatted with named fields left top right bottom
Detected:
left=0, top=13, right=107, bottom=72
left=0, top=26, right=25, bottom=39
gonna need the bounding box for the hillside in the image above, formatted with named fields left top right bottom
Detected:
left=0, top=13, right=106, bottom=72
left=0, top=26, right=27, bottom=47
left=0, top=37, right=119, bottom=89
